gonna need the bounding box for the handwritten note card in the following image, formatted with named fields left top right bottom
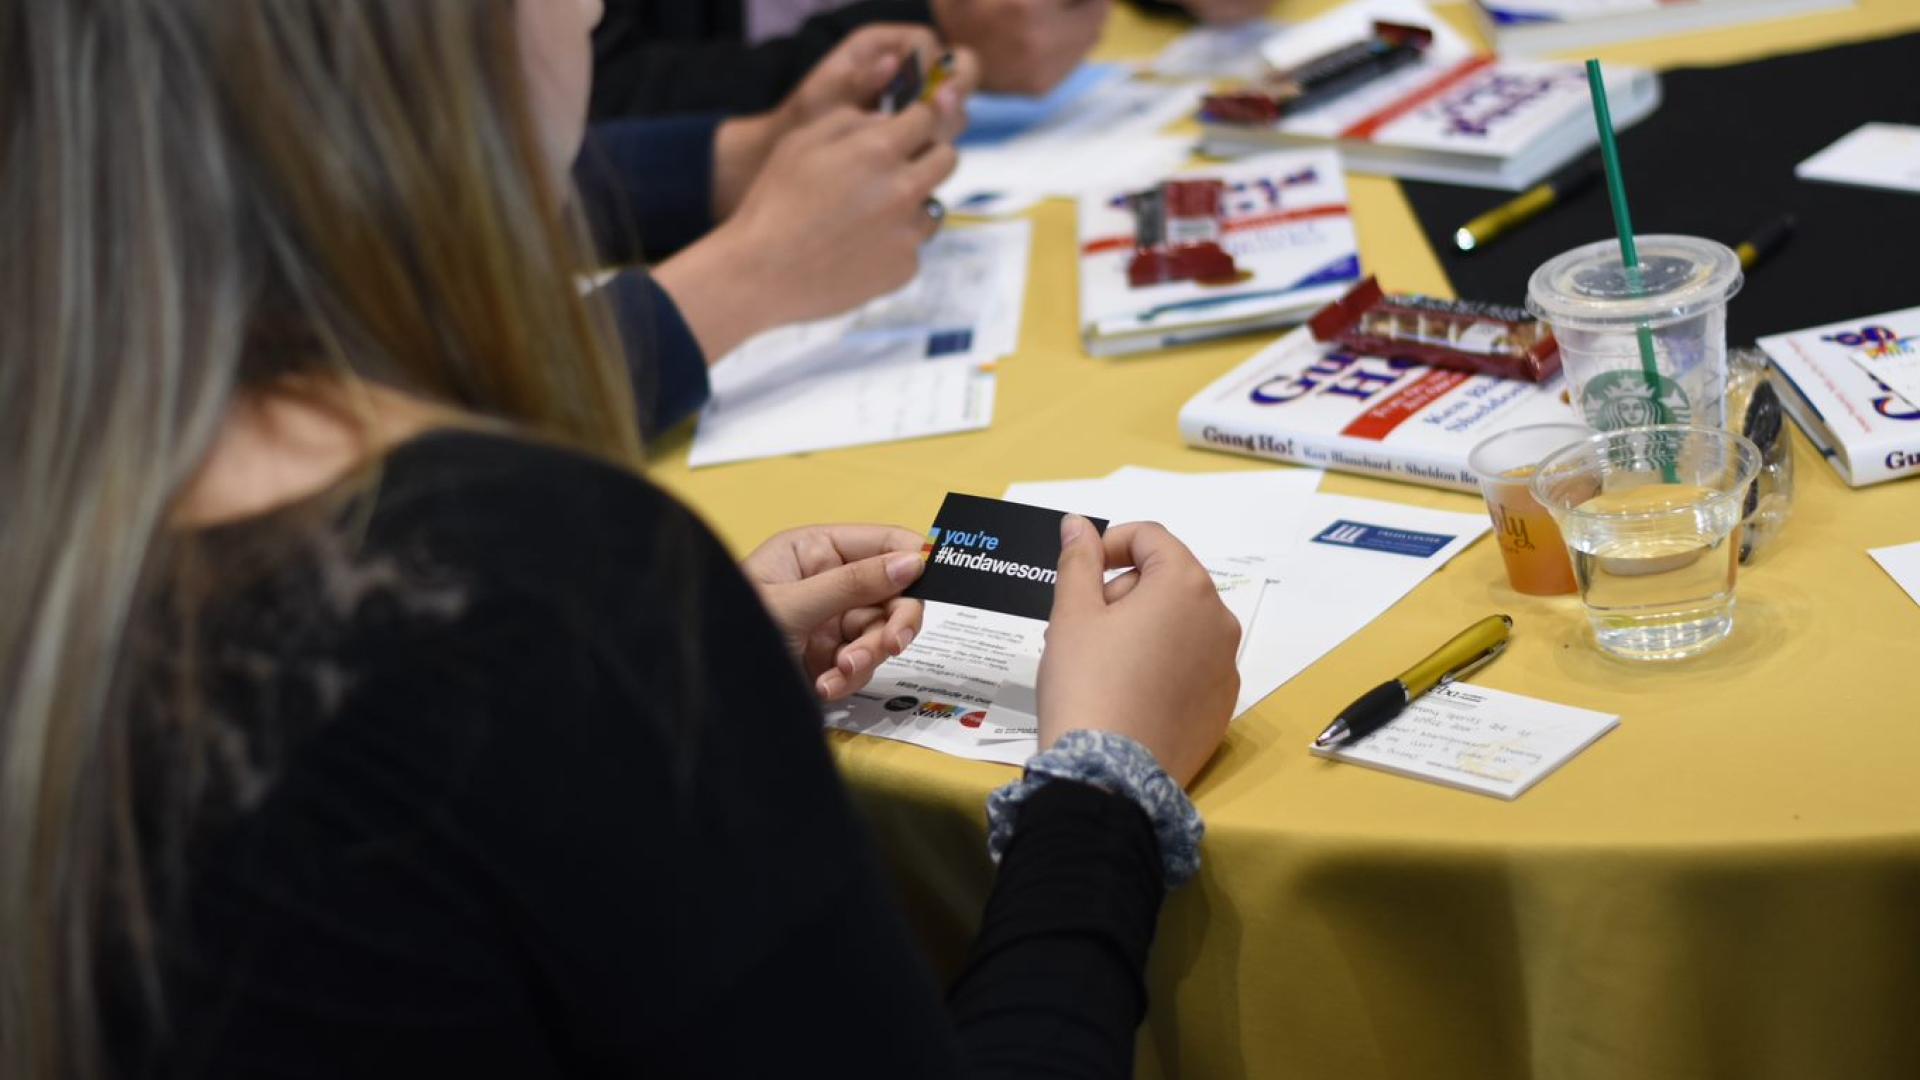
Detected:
left=1312, top=683, right=1618, bottom=799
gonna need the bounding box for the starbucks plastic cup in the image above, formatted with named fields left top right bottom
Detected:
left=1527, top=236, right=1743, bottom=433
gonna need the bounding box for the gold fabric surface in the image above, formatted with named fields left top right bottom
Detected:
left=648, top=2, right=1920, bottom=1075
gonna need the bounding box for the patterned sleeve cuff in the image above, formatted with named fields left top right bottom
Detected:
left=986, top=730, right=1205, bottom=888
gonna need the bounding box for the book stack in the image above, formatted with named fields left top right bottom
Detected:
left=1473, top=0, right=1853, bottom=57
left=1199, top=0, right=1661, bottom=191
left=1178, top=325, right=1579, bottom=492
left=1078, top=149, right=1361, bottom=356
left=1758, top=308, right=1920, bottom=488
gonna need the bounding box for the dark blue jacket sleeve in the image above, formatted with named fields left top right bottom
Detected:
left=604, top=270, right=712, bottom=437
left=574, top=116, right=723, bottom=265
left=591, top=1, right=934, bottom=120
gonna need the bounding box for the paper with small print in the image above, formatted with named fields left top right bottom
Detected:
left=1869, top=540, right=1920, bottom=608
left=824, top=603, right=1044, bottom=767
left=1312, top=683, right=1617, bottom=799
left=689, top=221, right=1028, bottom=467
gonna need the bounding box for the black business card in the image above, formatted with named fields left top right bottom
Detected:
left=905, top=493, right=1107, bottom=621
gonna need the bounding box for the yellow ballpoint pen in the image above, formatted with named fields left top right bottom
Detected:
left=1313, top=615, right=1513, bottom=748
left=1733, top=213, right=1796, bottom=272
left=1453, top=157, right=1602, bottom=254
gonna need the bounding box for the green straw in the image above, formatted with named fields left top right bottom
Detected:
left=1585, top=58, right=1677, bottom=480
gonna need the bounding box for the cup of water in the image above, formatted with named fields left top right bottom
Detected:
left=1530, top=425, right=1762, bottom=661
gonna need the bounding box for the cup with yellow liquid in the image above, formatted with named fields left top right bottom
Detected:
left=1467, top=424, right=1594, bottom=596
left=1530, top=425, right=1762, bottom=660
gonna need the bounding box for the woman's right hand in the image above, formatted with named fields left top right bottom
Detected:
left=656, top=102, right=958, bottom=361
left=728, top=103, right=955, bottom=325
left=711, top=28, right=977, bottom=220
left=1037, top=516, right=1240, bottom=788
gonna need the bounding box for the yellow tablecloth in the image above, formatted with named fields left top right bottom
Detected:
left=649, top=3, right=1920, bottom=1076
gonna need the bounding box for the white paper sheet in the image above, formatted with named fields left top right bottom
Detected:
left=1149, top=19, right=1283, bottom=80
left=969, top=69, right=1203, bottom=146
left=689, top=222, right=1029, bottom=467
left=943, top=135, right=1196, bottom=218
left=1007, top=470, right=1493, bottom=716
left=1310, top=682, right=1618, bottom=800
left=1795, top=122, right=1920, bottom=195
left=1869, top=540, right=1920, bottom=608
left=938, top=65, right=1205, bottom=216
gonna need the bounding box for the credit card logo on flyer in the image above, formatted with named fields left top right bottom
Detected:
left=1312, top=520, right=1453, bottom=558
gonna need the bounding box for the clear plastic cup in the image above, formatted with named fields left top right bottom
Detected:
left=1530, top=425, right=1762, bottom=661
left=1467, top=424, right=1593, bottom=596
left=1527, top=236, right=1743, bottom=432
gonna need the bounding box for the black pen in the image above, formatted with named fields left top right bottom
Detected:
left=1313, top=615, right=1513, bottom=748
left=1453, top=156, right=1602, bottom=253
left=1734, top=213, right=1796, bottom=272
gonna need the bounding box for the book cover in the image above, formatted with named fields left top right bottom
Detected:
left=1757, top=308, right=1920, bottom=488
left=1078, top=149, right=1360, bottom=356
left=1474, top=0, right=1853, bottom=57
left=1178, top=326, right=1578, bottom=492
left=1200, top=0, right=1660, bottom=190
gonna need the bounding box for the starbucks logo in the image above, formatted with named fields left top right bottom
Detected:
left=1579, top=370, right=1693, bottom=430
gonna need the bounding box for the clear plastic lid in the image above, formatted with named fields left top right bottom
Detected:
left=1526, top=235, right=1743, bottom=332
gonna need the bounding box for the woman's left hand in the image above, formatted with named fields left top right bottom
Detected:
left=742, top=525, right=927, bottom=701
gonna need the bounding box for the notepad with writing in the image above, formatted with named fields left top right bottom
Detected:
left=1312, top=682, right=1617, bottom=799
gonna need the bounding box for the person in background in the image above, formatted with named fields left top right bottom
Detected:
left=1130, top=0, right=1274, bottom=28
left=0, top=3, right=1240, bottom=1079
left=578, top=25, right=981, bottom=433
left=593, top=0, right=1278, bottom=117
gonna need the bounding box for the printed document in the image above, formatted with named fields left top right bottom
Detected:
left=689, top=221, right=1029, bottom=467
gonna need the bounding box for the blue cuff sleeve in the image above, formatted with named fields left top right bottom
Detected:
left=604, top=270, right=710, bottom=436
left=987, top=731, right=1205, bottom=888
left=574, top=116, right=723, bottom=265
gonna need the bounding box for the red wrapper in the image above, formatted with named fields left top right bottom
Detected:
left=1308, top=277, right=1562, bottom=383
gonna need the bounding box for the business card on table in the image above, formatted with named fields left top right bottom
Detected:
left=1795, top=122, right=1920, bottom=195
left=1869, top=541, right=1920, bottom=608
left=1311, top=683, right=1618, bottom=800
left=907, top=493, right=1106, bottom=621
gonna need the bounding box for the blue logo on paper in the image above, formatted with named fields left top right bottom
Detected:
left=1312, top=520, right=1453, bottom=558
left=926, top=329, right=975, bottom=358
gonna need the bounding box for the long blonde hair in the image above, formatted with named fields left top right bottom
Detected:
left=0, top=1, right=642, bottom=1074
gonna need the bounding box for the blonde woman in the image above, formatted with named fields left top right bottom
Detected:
left=0, top=2, right=1240, bottom=1078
